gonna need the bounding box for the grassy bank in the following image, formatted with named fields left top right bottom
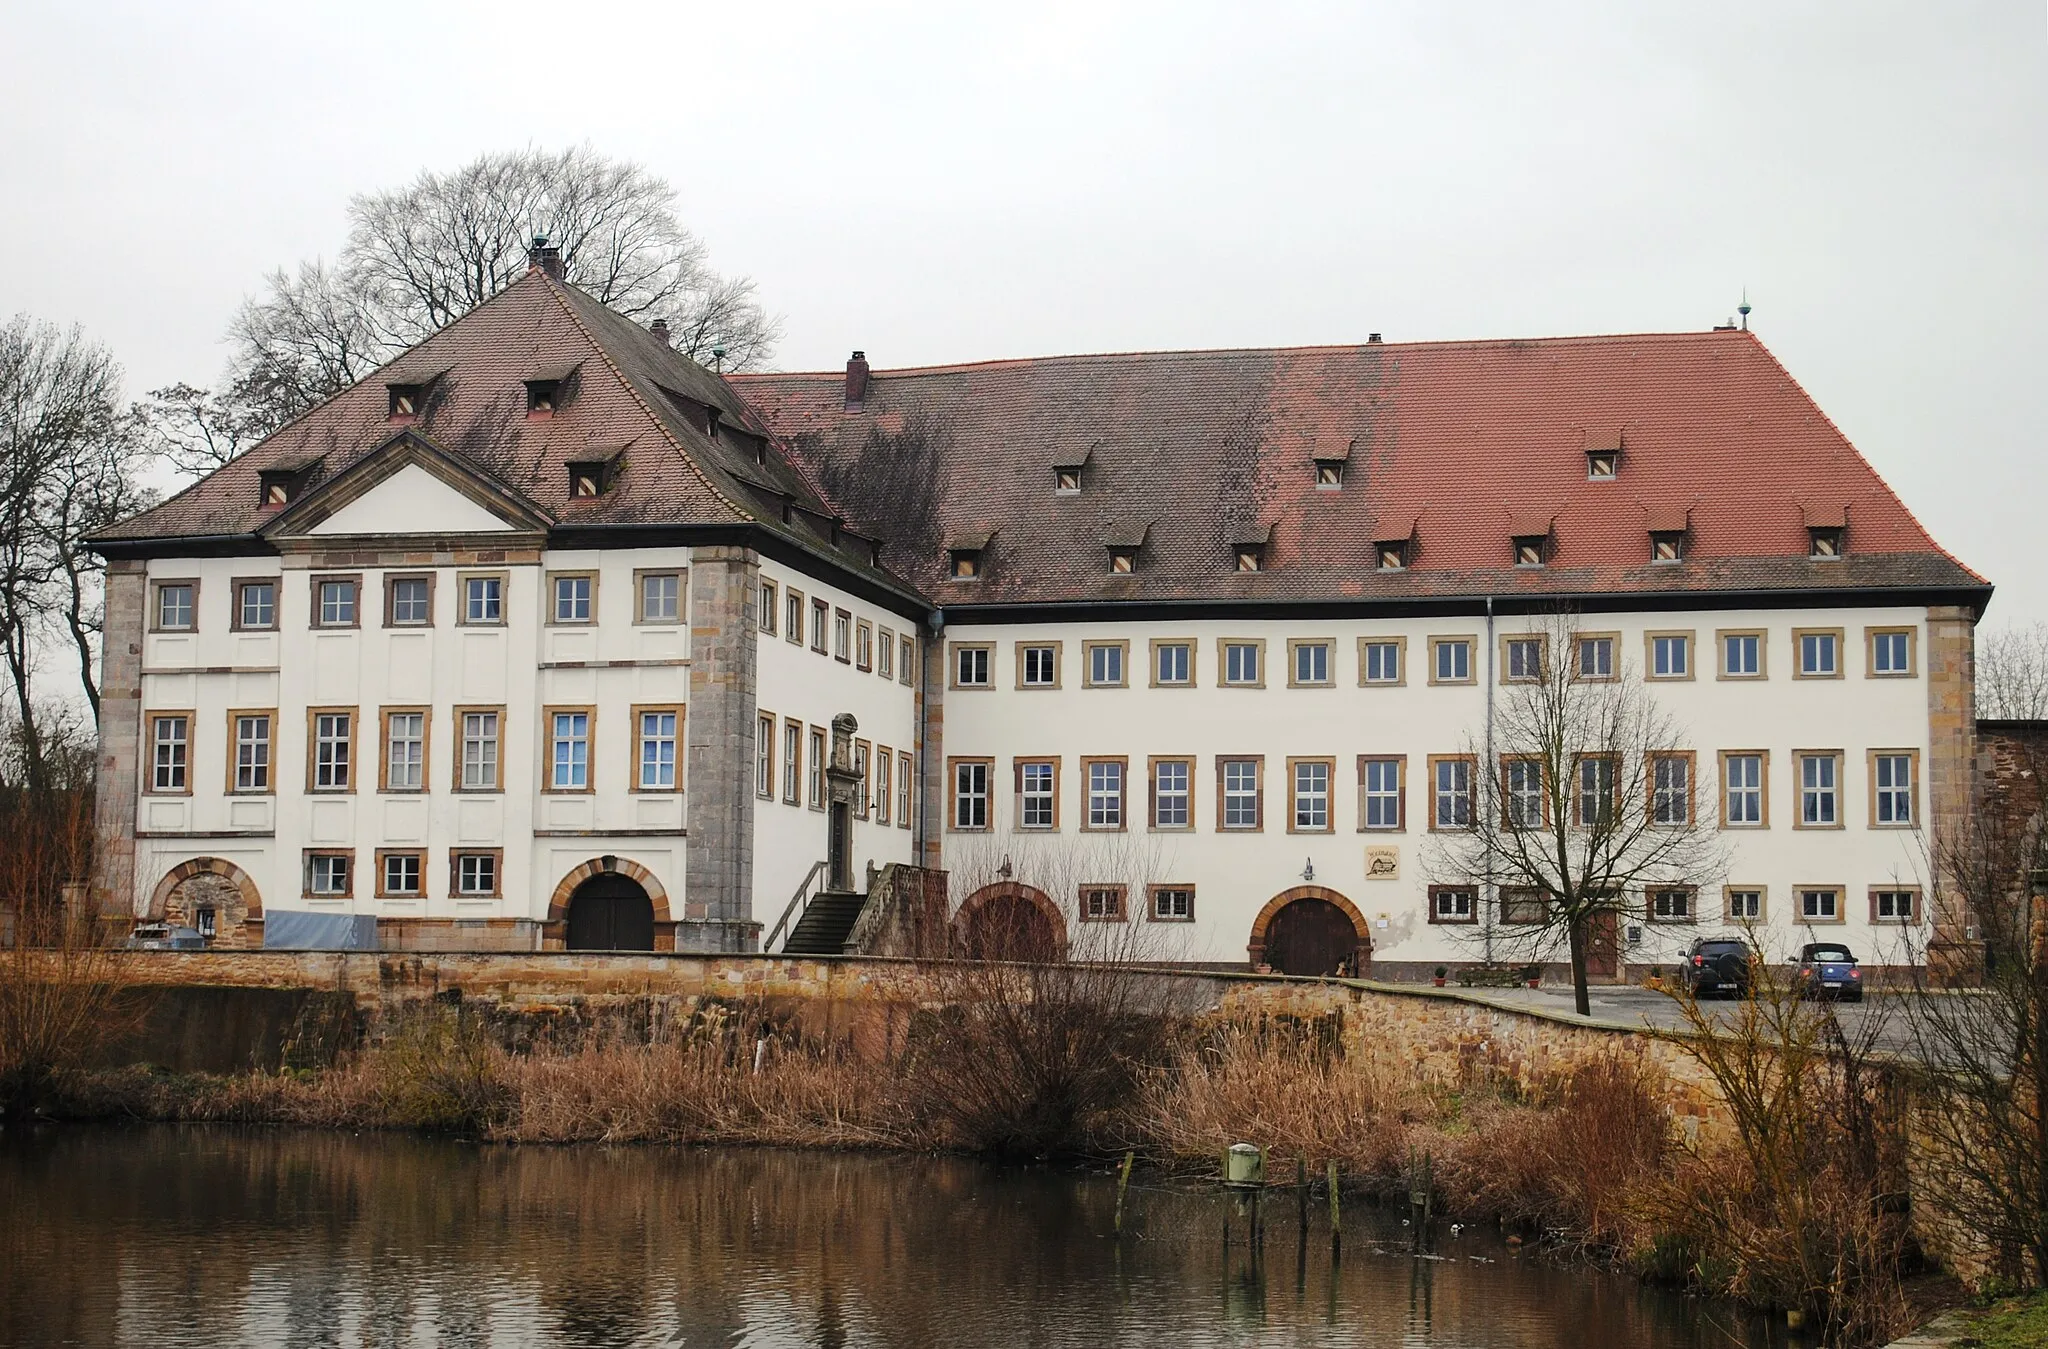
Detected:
left=43, top=994, right=1919, bottom=1345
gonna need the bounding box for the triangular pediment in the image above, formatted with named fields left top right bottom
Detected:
left=260, top=431, right=552, bottom=540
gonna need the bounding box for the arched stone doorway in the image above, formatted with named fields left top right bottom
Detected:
left=547, top=857, right=671, bottom=952
left=148, top=858, right=263, bottom=948
left=954, top=882, right=1065, bottom=961
left=1248, top=885, right=1373, bottom=977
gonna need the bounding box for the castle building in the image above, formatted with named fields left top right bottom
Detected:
left=90, top=247, right=1988, bottom=976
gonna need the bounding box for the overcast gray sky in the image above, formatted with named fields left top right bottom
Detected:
left=4, top=1, right=2043, bottom=624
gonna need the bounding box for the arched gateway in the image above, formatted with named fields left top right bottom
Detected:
left=954, top=882, right=1066, bottom=961
left=547, top=858, right=669, bottom=952
left=1248, top=885, right=1373, bottom=976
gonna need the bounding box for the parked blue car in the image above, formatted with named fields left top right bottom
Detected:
left=1793, top=942, right=1864, bottom=1002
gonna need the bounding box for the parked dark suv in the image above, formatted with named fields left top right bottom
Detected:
left=1794, top=943, right=1864, bottom=1002
left=1677, top=938, right=1754, bottom=998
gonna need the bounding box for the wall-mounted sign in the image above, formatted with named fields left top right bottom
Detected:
left=1365, top=846, right=1399, bottom=880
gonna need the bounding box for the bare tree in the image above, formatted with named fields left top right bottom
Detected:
left=1978, top=621, right=2048, bottom=721
left=217, top=146, right=781, bottom=445
left=133, top=378, right=294, bottom=478
left=1427, top=611, right=1725, bottom=1016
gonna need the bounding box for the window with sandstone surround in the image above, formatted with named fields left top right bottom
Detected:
left=1017, top=642, right=1061, bottom=689
left=1218, top=757, right=1263, bottom=831
left=1150, top=757, right=1192, bottom=831
left=1083, top=757, right=1127, bottom=831
left=1016, top=758, right=1059, bottom=830
left=1149, top=885, right=1194, bottom=922
left=1359, top=756, right=1404, bottom=831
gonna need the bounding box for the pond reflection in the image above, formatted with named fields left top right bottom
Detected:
left=0, top=1126, right=1789, bottom=1348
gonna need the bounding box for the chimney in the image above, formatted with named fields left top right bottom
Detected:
left=1367, top=332, right=1383, bottom=344
left=650, top=318, right=671, bottom=347
left=526, top=234, right=564, bottom=280
left=844, top=350, right=870, bottom=412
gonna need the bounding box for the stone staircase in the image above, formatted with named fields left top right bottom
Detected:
left=778, top=891, right=869, bottom=956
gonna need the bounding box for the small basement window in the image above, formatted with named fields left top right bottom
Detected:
left=1513, top=535, right=1548, bottom=568
left=1056, top=467, right=1082, bottom=494
left=1651, top=531, right=1686, bottom=563
left=1809, top=526, right=1845, bottom=560
left=388, top=384, right=423, bottom=421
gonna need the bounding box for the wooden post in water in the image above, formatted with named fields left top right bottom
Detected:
left=1327, top=1159, right=1341, bottom=1257
left=1115, top=1151, right=1134, bottom=1236
left=1296, top=1158, right=1308, bottom=1228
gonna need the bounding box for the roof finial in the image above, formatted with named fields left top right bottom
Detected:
left=1738, top=288, right=1752, bottom=331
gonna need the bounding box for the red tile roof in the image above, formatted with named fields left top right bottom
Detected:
left=731, top=330, right=1985, bottom=609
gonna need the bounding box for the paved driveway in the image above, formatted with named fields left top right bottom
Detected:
left=1446, top=981, right=1917, bottom=1055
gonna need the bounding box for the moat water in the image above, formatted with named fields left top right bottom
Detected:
left=0, top=1126, right=1800, bottom=1347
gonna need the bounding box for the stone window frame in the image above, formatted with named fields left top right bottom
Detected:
left=374, top=849, right=426, bottom=899
left=1865, top=625, right=1918, bottom=679
left=146, top=709, right=195, bottom=795
left=1357, top=754, right=1407, bottom=832
left=1079, top=883, right=1129, bottom=923
left=1287, top=755, right=1336, bottom=834
left=1868, top=884, right=1923, bottom=925
left=1573, top=753, right=1621, bottom=827
left=1013, top=756, right=1061, bottom=832
left=1081, top=755, right=1129, bottom=832
left=1427, top=884, right=1479, bottom=925
left=546, top=570, right=600, bottom=626
left=1649, top=749, right=1697, bottom=828
left=1427, top=753, right=1476, bottom=831
left=875, top=744, right=893, bottom=826
left=1147, top=883, right=1196, bottom=923
left=225, top=707, right=276, bottom=796
left=1149, top=638, right=1196, bottom=688
left=1500, top=753, right=1549, bottom=830
left=1645, top=883, right=1699, bottom=924
left=1644, top=629, right=1695, bottom=682
left=1358, top=636, right=1406, bottom=687
left=1867, top=748, right=1920, bottom=829
left=1500, top=886, right=1548, bottom=925
left=1286, top=638, right=1335, bottom=688
left=853, top=739, right=872, bottom=819
left=1793, top=749, right=1845, bottom=831
left=855, top=618, right=875, bottom=671
left=1015, top=640, right=1064, bottom=690
left=1724, top=885, right=1767, bottom=924
left=784, top=587, right=805, bottom=645
left=1718, top=750, right=1770, bottom=829
left=633, top=568, right=685, bottom=626
left=306, top=706, right=359, bottom=794
left=1216, top=755, right=1265, bottom=833
left=776, top=716, right=802, bottom=804
left=949, top=641, right=994, bottom=690
left=897, top=750, right=914, bottom=830
left=898, top=635, right=916, bottom=686
left=542, top=705, right=598, bottom=795
left=1217, top=637, right=1266, bottom=689
left=1572, top=631, right=1620, bottom=683
left=810, top=597, right=830, bottom=654
left=378, top=705, right=432, bottom=794
left=1084, top=639, right=1130, bottom=689
left=1427, top=635, right=1476, bottom=686
left=382, top=572, right=436, bottom=628
left=302, top=848, right=356, bottom=900
left=452, top=705, right=506, bottom=793
left=456, top=571, right=509, bottom=627
left=1500, top=632, right=1548, bottom=684
left=948, top=756, right=994, bottom=832
left=633, top=704, right=684, bottom=794
left=755, top=712, right=777, bottom=801
left=809, top=727, right=829, bottom=811
left=1148, top=754, right=1195, bottom=832
left=834, top=608, right=853, bottom=664
left=230, top=577, right=279, bottom=632
left=1715, top=628, right=1768, bottom=681
left=1793, top=626, right=1846, bottom=681
left=1797, top=884, right=1846, bottom=924
left=878, top=626, right=896, bottom=680
left=310, top=573, right=364, bottom=630
left=449, top=848, right=505, bottom=900
left=150, top=577, right=201, bottom=633
left=759, top=578, right=778, bottom=635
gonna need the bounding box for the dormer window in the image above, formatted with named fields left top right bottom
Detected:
left=1109, top=548, right=1137, bottom=575
left=1587, top=451, right=1618, bottom=480
left=1809, top=526, right=1844, bottom=559
left=950, top=550, right=981, bottom=580
left=259, top=471, right=294, bottom=507
left=1650, top=531, right=1686, bottom=563
left=1235, top=546, right=1264, bottom=573
left=566, top=454, right=619, bottom=499
left=1314, top=461, right=1344, bottom=489
left=1056, top=468, right=1082, bottom=494
left=388, top=384, right=422, bottom=421
left=526, top=380, right=560, bottom=417
left=1378, top=541, right=1408, bottom=571
left=1514, top=535, right=1548, bottom=568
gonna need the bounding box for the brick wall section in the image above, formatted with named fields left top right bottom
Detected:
left=92, top=560, right=147, bottom=917
left=686, top=546, right=760, bottom=949
left=1926, top=606, right=1979, bottom=956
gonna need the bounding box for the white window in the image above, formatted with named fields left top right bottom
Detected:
left=1727, top=888, right=1763, bottom=921
left=1362, top=759, right=1402, bottom=829
left=1873, top=889, right=1917, bottom=922
left=234, top=714, right=270, bottom=791
left=854, top=742, right=870, bottom=817
left=552, top=712, right=590, bottom=790
left=389, top=577, right=430, bottom=625
left=955, top=646, right=990, bottom=687
left=553, top=575, right=592, bottom=623
left=1652, top=755, right=1690, bottom=826
left=1156, top=642, right=1191, bottom=685
left=897, top=750, right=913, bottom=826
left=1799, top=631, right=1838, bottom=677
left=1020, top=760, right=1056, bottom=828
left=1224, top=642, right=1260, bottom=685
left=151, top=716, right=188, bottom=791
left=1152, top=887, right=1194, bottom=920
left=1505, top=758, right=1542, bottom=829
left=1800, top=754, right=1838, bottom=826
left=899, top=635, right=915, bottom=685
left=809, top=729, right=826, bottom=807
left=1434, top=640, right=1470, bottom=683
left=1801, top=887, right=1840, bottom=921
left=1082, top=886, right=1125, bottom=920
left=1723, top=633, right=1760, bottom=677
left=954, top=761, right=989, bottom=830
left=876, top=750, right=893, bottom=824
left=1222, top=760, right=1260, bottom=829
left=1649, top=887, right=1693, bottom=921
left=1432, top=887, right=1475, bottom=922
left=755, top=713, right=774, bottom=798
left=238, top=581, right=276, bottom=630
left=759, top=580, right=777, bottom=634
left=642, top=711, right=679, bottom=791
left=383, top=853, right=421, bottom=896
left=1577, top=757, right=1615, bottom=827
left=856, top=621, right=874, bottom=670
left=156, top=583, right=195, bottom=630
left=313, top=713, right=351, bottom=790
left=308, top=854, right=350, bottom=896
left=1153, top=760, right=1189, bottom=828
left=1022, top=645, right=1057, bottom=687
left=1292, top=760, right=1330, bottom=830
left=1872, top=630, right=1911, bottom=675
left=879, top=629, right=895, bottom=680
left=464, top=576, right=502, bottom=623
left=461, top=712, right=500, bottom=790
left=1434, top=759, right=1472, bottom=829
left=1363, top=641, right=1400, bottom=684
left=1088, top=643, right=1124, bottom=687
left=1293, top=642, right=1329, bottom=685
left=811, top=599, right=829, bottom=652
left=386, top=712, right=425, bottom=790
left=1724, top=754, right=1763, bottom=825
left=1651, top=634, right=1689, bottom=678
left=1576, top=636, right=1613, bottom=679
left=456, top=853, right=497, bottom=896
left=834, top=609, right=851, bottom=661
left=318, top=579, right=357, bottom=626
left=1087, top=761, right=1124, bottom=828
left=1505, top=637, right=1543, bottom=681
left=785, top=590, right=804, bottom=643
left=641, top=572, right=680, bottom=623
left=1874, top=753, right=1914, bottom=825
